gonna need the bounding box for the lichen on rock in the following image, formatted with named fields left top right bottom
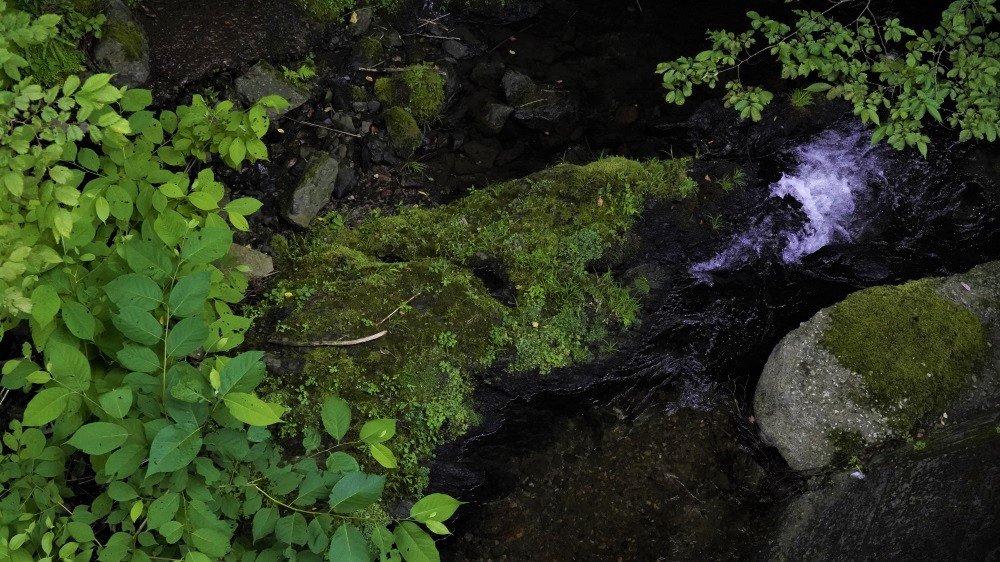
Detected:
left=253, top=157, right=691, bottom=499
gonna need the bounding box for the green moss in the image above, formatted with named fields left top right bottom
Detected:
left=821, top=280, right=987, bottom=429
left=23, top=38, right=85, bottom=86
left=72, top=0, right=104, bottom=16
left=827, top=429, right=865, bottom=467
left=385, top=107, right=422, bottom=158
left=256, top=157, right=691, bottom=501
left=294, top=0, right=356, bottom=21
left=104, top=20, right=143, bottom=60
left=355, top=35, right=384, bottom=65
left=374, top=63, right=445, bottom=125
left=350, top=85, right=369, bottom=102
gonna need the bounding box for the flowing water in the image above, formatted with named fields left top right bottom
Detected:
left=439, top=119, right=1000, bottom=558
left=692, top=127, right=887, bottom=277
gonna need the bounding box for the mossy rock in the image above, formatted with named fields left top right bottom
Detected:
left=756, top=265, right=1000, bottom=472
left=93, top=2, right=150, bottom=87
left=103, top=20, right=144, bottom=60
left=254, top=157, right=691, bottom=500
left=375, top=64, right=446, bottom=124
left=385, top=107, right=422, bottom=158
left=354, top=35, right=384, bottom=65
left=821, top=279, right=987, bottom=427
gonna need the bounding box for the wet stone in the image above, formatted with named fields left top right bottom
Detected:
left=472, top=101, right=513, bottom=136
left=442, top=39, right=470, bottom=59
left=235, top=61, right=309, bottom=116
left=283, top=152, right=340, bottom=227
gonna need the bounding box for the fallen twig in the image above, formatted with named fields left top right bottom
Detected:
left=269, top=330, right=388, bottom=347
left=279, top=117, right=363, bottom=138
left=377, top=292, right=422, bottom=326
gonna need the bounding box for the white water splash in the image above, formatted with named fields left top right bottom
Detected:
left=692, top=127, right=884, bottom=277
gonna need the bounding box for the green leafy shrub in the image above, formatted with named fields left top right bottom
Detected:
left=657, top=0, right=1000, bottom=155
left=821, top=280, right=987, bottom=428
left=282, top=54, right=317, bottom=88
left=375, top=63, right=446, bottom=125
left=0, top=4, right=459, bottom=560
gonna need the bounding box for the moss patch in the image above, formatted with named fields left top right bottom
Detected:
left=385, top=107, right=422, bottom=158
left=355, top=35, right=384, bottom=65
left=104, top=20, right=143, bottom=60
left=255, top=157, right=691, bottom=500
left=375, top=63, right=445, bottom=125
left=23, top=38, right=85, bottom=86
left=821, top=280, right=987, bottom=429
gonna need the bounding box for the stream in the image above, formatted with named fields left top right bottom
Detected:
left=434, top=113, right=1000, bottom=558
left=123, top=0, right=1000, bottom=558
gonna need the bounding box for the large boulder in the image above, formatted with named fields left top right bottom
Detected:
left=755, top=261, right=1000, bottom=471
left=93, top=0, right=150, bottom=87
left=283, top=152, right=340, bottom=227
left=235, top=61, right=310, bottom=116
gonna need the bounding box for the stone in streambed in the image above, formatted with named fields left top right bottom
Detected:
left=283, top=152, right=340, bottom=227
left=235, top=61, right=310, bottom=116
left=472, top=101, right=513, bottom=136
left=501, top=69, right=577, bottom=131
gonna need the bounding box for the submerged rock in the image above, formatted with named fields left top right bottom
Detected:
left=472, top=101, right=513, bottom=136
left=501, top=69, right=577, bottom=131
left=283, top=152, right=340, bottom=227
left=93, top=0, right=150, bottom=87
left=766, top=414, right=1000, bottom=560
left=756, top=262, right=1000, bottom=471
left=235, top=61, right=310, bottom=115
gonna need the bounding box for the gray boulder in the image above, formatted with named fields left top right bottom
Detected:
left=755, top=261, right=1000, bottom=472
left=235, top=62, right=310, bottom=116
left=227, top=244, right=274, bottom=278
left=93, top=0, right=150, bottom=87
left=755, top=309, right=895, bottom=471
left=284, top=153, right=340, bottom=227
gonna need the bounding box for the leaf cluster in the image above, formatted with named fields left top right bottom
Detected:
left=0, top=4, right=459, bottom=561
left=657, top=0, right=1000, bottom=155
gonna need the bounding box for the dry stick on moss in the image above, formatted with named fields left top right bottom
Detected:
left=279, top=116, right=363, bottom=138
left=357, top=66, right=412, bottom=73
left=376, top=292, right=423, bottom=326
left=269, top=330, right=388, bottom=347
